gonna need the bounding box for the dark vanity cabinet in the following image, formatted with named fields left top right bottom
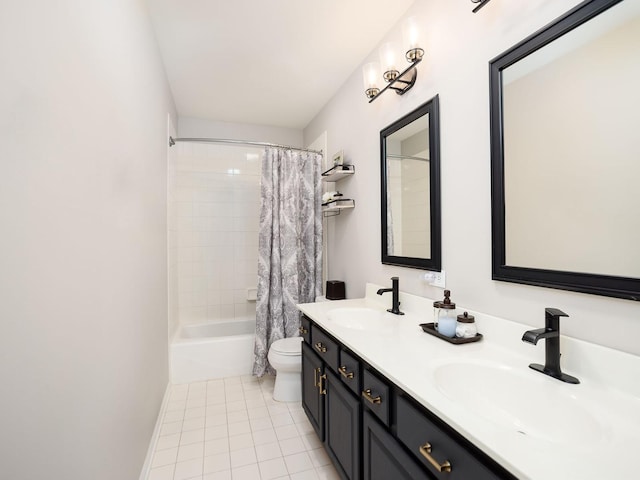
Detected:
left=300, top=314, right=517, bottom=480
left=301, top=341, right=324, bottom=440
left=325, top=370, right=361, bottom=480
left=363, top=410, right=431, bottom=480
left=301, top=321, right=361, bottom=479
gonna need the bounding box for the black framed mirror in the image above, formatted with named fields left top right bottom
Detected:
left=381, top=95, right=441, bottom=270
left=490, top=0, right=640, bottom=301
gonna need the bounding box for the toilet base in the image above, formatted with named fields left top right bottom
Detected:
left=273, top=370, right=302, bottom=402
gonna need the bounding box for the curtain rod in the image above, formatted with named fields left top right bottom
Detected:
left=169, top=136, right=323, bottom=155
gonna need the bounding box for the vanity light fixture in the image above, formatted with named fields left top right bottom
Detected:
left=363, top=16, right=423, bottom=103
left=471, top=0, right=492, bottom=13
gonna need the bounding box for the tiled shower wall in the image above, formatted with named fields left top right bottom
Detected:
left=171, top=143, right=262, bottom=327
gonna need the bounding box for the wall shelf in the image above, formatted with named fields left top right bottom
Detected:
left=321, top=164, right=355, bottom=182
left=322, top=199, right=355, bottom=217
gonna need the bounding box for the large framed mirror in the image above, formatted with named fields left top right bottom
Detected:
left=381, top=95, right=441, bottom=270
left=490, top=0, right=640, bottom=300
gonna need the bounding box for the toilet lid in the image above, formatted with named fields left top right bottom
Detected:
left=271, top=337, right=302, bottom=355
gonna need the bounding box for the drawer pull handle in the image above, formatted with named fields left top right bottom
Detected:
left=315, top=342, right=327, bottom=353
left=299, top=326, right=308, bottom=335
left=314, top=367, right=321, bottom=388
left=338, top=366, right=354, bottom=379
left=318, top=374, right=327, bottom=395
left=419, top=443, right=452, bottom=473
left=362, top=389, right=382, bottom=405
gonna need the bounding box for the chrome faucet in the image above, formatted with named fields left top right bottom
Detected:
left=377, top=276, right=404, bottom=315
left=522, top=308, right=579, bottom=384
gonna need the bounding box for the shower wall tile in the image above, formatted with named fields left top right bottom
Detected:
left=171, top=145, right=263, bottom=326
left=232, top=290, right=246, bottom=304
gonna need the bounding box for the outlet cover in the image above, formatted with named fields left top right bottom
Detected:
left=429, top=270, right=446, bottom=288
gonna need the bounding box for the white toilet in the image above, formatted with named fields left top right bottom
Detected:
left=268, top=336, right=303, bottom=402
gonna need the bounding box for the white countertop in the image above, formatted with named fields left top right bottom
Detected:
left=297, top=284, right=640, bottom=480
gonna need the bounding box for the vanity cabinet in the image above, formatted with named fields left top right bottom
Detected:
left=325, top=370, right=361, bottom=480
left=363, top=410, right=431, bottom=480
left=361, top=369, right=390, bottom=427
left=301, top=341, right=324, bottom=440
left=311, top=327, right=339, bottom=371
left=338, top=349, right=360, bottom=396
left=396, top=395, right=499, bottom=480
left=300, top=315, right=517, bottom=480
left=302, top=322, right=362, bottom=480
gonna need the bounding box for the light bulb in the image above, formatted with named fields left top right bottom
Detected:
left=362, top=62, right=380, bottom=99
left=379, top=42, right=400, bottom=82
left=402, top=16, right=424, bottom=62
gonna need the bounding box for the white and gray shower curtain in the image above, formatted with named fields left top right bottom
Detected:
left=253, top=147, right=323, bottom=376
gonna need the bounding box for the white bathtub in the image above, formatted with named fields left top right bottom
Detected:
left=170, top=320, right=256, bottom=384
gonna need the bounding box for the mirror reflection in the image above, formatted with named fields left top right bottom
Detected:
left=381, top=96, right=441, bottom=271
left=386, top=115, right=430, bottom=258
left=490, top=0, right=640, bottom=300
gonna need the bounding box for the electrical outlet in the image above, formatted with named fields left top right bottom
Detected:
left=429, top=270, right=446, bottom=288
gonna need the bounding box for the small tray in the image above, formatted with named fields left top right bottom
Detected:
left=419, top=323, right=483, bottom=345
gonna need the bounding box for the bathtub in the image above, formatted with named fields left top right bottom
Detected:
left=170, top=320, right=256, bottom=384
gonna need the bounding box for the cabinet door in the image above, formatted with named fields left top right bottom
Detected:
left=325, top=370, right=361, bottom=480
left=363, top=411, right=433, bottom=480
left=301, top=341, right=324, bottom=440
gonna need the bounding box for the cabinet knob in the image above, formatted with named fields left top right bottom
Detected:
left=362, top=389, right=382, bottom=405
left=419, top=442, right=452, bottom=473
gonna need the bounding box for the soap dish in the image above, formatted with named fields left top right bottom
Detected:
left=419, top=323, right=483, bottom=345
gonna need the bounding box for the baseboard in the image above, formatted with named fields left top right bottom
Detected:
left=138, top=382, right=172, bottom=480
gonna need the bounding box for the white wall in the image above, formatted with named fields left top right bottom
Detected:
left=168, top=118, right=180, bottom=340
left=304, top=0, right=640, bottom=356
left=0, top=1, right=176, bottom=479
left=178, top=117, right=303, bottom=148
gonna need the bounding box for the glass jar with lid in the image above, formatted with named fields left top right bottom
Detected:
left=456, top=311, right=477, bottom=338
left=433, top=290, right=457, bottom=338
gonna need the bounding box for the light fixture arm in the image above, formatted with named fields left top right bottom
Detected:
left=368, top=57, right=422, bottom=103
left=471, top=0, right=492, bottom=13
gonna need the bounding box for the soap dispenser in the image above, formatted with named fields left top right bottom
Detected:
left=433, top=290, right=457, bottom=338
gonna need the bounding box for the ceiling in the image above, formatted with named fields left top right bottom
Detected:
left=145, top=0, right=415, bottom=130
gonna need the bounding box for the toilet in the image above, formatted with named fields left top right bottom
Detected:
left=268, top=336, right=303, bottom=402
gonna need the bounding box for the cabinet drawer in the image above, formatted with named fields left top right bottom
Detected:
left=311, top=326, right=339, bottom=372
left=396, top=395, right=511, bottom=480
left=363, top=411, right=431, bottom=480
left=299, top=315, right=311, bottom=344
left=361, top=369, right=390, bottom=426
left=338, top=349, right=361, bottom=396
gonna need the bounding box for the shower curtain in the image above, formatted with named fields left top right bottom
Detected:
left=253, top=147, right=323, bottom=376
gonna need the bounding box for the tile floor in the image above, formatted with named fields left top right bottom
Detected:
left=147, top=375, right=340, bottom=480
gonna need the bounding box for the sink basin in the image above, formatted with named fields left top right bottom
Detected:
left=433, top=361, right=603, bottom=445
left=326, top=307, right=392, bottom=332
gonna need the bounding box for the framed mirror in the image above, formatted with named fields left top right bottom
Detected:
left=490, top=0, right=640, bottom=301
left=381, top=95, right=441, bottom=270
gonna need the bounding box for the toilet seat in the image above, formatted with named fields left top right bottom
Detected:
left=270, top=337, right=302, bottom=356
